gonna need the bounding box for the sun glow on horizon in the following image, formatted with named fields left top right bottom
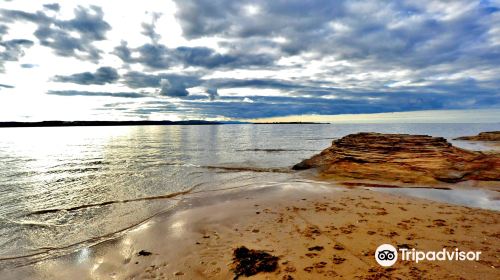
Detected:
left=245, top=109, right=500, bottom=124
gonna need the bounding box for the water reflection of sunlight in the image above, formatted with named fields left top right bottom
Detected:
left=0, top=126, right=131, bottom=171
left=0, top=127, right=131, bottom=210
left=170, top=220, right=185, bottom=237
left=77, top=247, right=91, bottom=264
left=119, top=237, right=134, bottom=261
left=0, top=126, right=154, bottom=262
left=91, top=260, right=103, bottom=278
left=129, top=221, right=152, bottom=233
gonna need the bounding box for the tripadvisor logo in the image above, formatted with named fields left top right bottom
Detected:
left=375, top=244, right=398, bottom=267
left=375, top=244, right=481, bottom=267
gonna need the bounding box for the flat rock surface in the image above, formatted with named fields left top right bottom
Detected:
left=293, top=132, right=500, bottom=184
left=455, top=131, right=500, bottom=141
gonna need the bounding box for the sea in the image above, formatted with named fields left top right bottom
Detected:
left=0, top=123, right=499, bottom=268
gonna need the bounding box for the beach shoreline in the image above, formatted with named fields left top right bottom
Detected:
left=2, top=131, right=499, bottom=279
left=4, top=181, right=499, bottom=280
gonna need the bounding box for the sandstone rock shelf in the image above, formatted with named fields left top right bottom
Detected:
left=293, top=132, right=500, bottom=184
left=454, top=131, right=500, bottom=141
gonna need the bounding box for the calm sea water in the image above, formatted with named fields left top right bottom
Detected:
left=0, top=123, right=499, bottom=267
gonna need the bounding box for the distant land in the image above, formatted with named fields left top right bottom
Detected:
left=253, top=122, right=329, bottom=124
left=0, top=120, right=224, bottom=127
left=0, top=120, right=329, bottom=128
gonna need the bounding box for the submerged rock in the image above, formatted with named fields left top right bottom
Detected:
left=231, top=246, right=279, bottom=279
left=293, top=132, right=500, bottom=184
left=454, top=131, right=500, bottom=141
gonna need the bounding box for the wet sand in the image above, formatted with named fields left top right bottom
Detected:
left=5, top=183, right=499, bottom=280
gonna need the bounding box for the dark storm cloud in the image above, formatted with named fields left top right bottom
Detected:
left=174, top=0, right=342, bottom=39
left=206, top=88, right=218, bottom=100
left=0, top=1, right=498, bottom=121
left=53, top=67, right=119, bottom=85
left=43, top=3, right=60, bottom=11
left=123, top=71, right=201, bottom=89
left=130, top=0, right=499, bottom=119
left=122, top=70, right=500, bottom=109
left=55, top=6, right=110, bottom=41
left=173, top=0, right=500, bottom=69
left=113, top=41, right=132, bottom=63
left=0, top=39, right=34, bottom=71
left=159, top=78, right=189, bottom=97
left=123, top=71, right=202, bottom=97
left=0, top=24, right=8, bottom=36
left=0, top=20, right=32, bottom=72
left=0, top=83, right=14, bottom=89
left=178, top=73, right=497, bottom=118
left=20, top=63, right=38, bottom=68
left=0, top=10, right=51, bottom=24
left=113, top=42, right=275, bottom=70
left=116, top=43, right=171, bottom=69
left=174, top=46, right=274, bottom=69
left=34, top=26, right=102, bottom=60
left=208, top=78, right=306, bottom=90
left=100, top=100, right=181, bottom=117
left=162, top=96, right=369, bottom=119
left=0, top=5, right=111, bottom=61
left=141, top=12, right=162, bottom=44
left=47, top=90, right=147, bottom=98
left=0, top=39, right=35, bottom=55
left=113, top=70, right=500, bottom=119
left=182, top=88, right=497, bottom=119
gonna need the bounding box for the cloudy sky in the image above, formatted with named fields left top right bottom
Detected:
left=0, top=0, right=499, bottom=121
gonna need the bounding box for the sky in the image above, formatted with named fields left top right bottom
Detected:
left=0, top=0, right=499, bottom=122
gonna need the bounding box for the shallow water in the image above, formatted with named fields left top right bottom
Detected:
left=0, top=123, right=499, bottom=267
left=367, top=187, right=500, bottom=211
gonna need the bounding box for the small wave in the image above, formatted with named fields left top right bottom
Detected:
left=202, top=165, right=292, bottom=173
left=29, top=188, right=195, bottom=215
left=46, top=167, right=102, bottom=175
left=50, top=159, right=106, bottom=169
left=342, top=182, right=452, bottom=190
left=4, top=219, right=61, bottom=228
left=157, top=162, right=201, bottom=167
left=235, top=148, right=318, bottom=152
left=305, top=137, right=338, bottom=141
left=0, top=213, right=155, bottom=265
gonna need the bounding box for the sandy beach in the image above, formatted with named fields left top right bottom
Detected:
left=5, top=180, right=498, bottom=280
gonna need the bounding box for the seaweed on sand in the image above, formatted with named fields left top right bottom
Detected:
left=231, top=246, right=279, bottom=279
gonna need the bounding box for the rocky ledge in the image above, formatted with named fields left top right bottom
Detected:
left=293, top=132, right=500, bottom=184
left=454, top=131, right=500, bottom=141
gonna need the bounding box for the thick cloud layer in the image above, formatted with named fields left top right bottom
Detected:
left=206, top=88, right=218, bottom=100
left=54, top=67, right=119, bottom=85
left=159, top=78, right=189, bottom=97
left=0, top=83, right=14, bottom=89
left=43, top=3, right=60, bottom=12
left=47, top=90, right=146, bottom=98
left=113, top=43, right=275, bottom=70
left=0, top=1, right=498, bottom=121
left=123, top=71, right=201, bottom=94
left=173, top=0, right=500, bottom=68
left=1, top=5, right=110, bottom=61
left=0, top=39, right=34, bottom=72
